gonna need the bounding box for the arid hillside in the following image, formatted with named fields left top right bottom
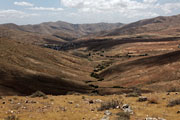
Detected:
left=0, top=38, right=96, bottom=96
left=1, top=14, right=180, bottom=96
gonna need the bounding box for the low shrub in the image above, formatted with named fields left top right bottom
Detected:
left=89, top=84, right=99, bottom=88
left=148, top=96, right=159, bottom=104
left=98, top=78, right=104, bottom=81
left=4, top=115, right=19, bottom=120
left=90, top=72, right=100, bottom=79
left=167, top=88, right=180, bottom=92
left=113, top=86, right=124, bottom=88
left=98, top=99, right=122, bottom=111
left=126, top=92, right=141, bottom=97
left=116, top=112, right=130, bottom=120
left=30, top=91, right=48, bottom=99
left=167, top=98, right=180, bottom=107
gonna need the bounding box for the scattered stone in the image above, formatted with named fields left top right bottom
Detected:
left=121, top=104, right=133, bottom=114
left=95, top=99, right=103, bottom=103
left=60, top=107, right=66, bottom=111
left=104, top=110, right=112, bottom=116
left=167, top=93, right=170, bottom=95
left=68, top=101, right=73, bottom=104
left=145, top=117, right=166, bottom=120
left=22, top=106, right=27, bottom=109
left=158, top=118, right=166, bottom=120
left=25, top=100, right=29, bottom=103
left=75, top=104, right=80, bottom=108
left=91, top=108, right=95, bottom=111
left=145, top=117, right=158, bottom=120
left=89, top=100, right=94, bottom=104
left=138, top=96, right=148, bottom=102
left=2, top=101, right=6, bottom=104
left=177, top=110, right=180, bottom=114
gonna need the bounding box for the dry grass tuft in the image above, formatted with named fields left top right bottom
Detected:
left=116, top=112, right=130, bottom=120
left=98, top=99, right=122, bottom=111
left=126, top=92, right=141, bottom=97
left=148, top=96, right=159, bottom=104
left=4, top=115, right=19, bottom=120
left=30, top=91, right=48, bottom=99
left=167, top=98, right=180, bottom=107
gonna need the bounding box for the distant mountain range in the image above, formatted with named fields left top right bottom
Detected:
left=0, top=21, right=123, bottom=44
left=104, top=14, right=180, bottom=36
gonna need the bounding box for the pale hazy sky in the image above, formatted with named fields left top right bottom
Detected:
left=0, top=0, right=180, bottom=25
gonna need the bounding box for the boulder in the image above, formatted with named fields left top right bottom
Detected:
left=121, top=104, right=133, bottom=114
left=138, top=96, right=148, bottom=102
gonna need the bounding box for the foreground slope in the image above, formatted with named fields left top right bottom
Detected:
left=0, top=38, right=95, bottom=96
left=0, top=93, right=180, bottom=120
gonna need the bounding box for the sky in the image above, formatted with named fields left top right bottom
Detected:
left=0, top=0, right=180, bottom=25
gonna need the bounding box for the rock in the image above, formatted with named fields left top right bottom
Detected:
left=158, top=118, right=166, bottom=120
left=177, top=110, right=180, bottom=114
left=89, top=100, right=94, bottom=104
left=121, top=104, right=133, bottom=114
left=95, top=99, right=103, bottom=103
left=145, top=117, right=158, bottom=120
left=2, top=101, right=5, bottom=104
left=75, top=104, right=80, bottom=108
left=59, top=107, right=66, bottom=111
left=91, top=108, right=95, bottom=111
left=138, top=96, right=148, bottom=102
left=101, top=115, right=110, bottom=120
left=104, top=110, right=112, bottom=116
left=68, top=101, right=73, bottom=104
left=30, top=101, right=37, bottom=104
left=145, top=117, right=166, bottom=120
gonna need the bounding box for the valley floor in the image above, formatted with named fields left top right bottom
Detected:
left=0, top=92, right=179, bottom=120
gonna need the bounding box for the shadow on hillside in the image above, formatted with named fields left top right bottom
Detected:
left=100, top=50, right=180, bottom=77
left=0, top=72, right=93, bottom=96
left=45, top=37, right=180, bottom=51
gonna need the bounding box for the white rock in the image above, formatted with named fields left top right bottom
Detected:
left=104, top=110, right=112, bottom=116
